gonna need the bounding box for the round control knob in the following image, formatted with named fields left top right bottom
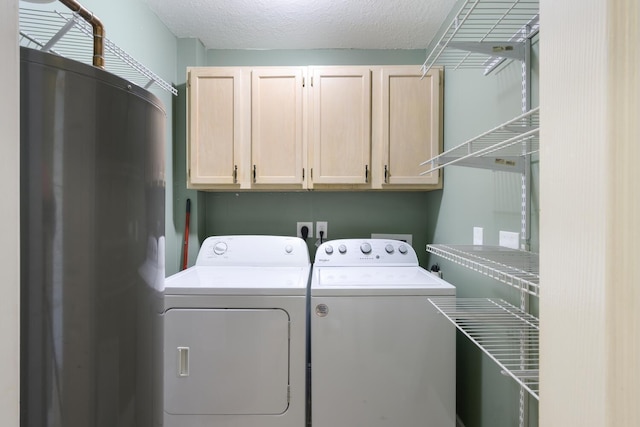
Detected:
left=285, top=244, right=293, bottom=254
left=338, top=244, right=347, bottom=254
left=324, top=245, right=334, bottom=255
left=385, top=244, right=394, bottom=254
left=213, top=242, right=228, bottom=255
left=360, top=242, right=372, bottom=254
left=398, top=244, right=408, bottom=254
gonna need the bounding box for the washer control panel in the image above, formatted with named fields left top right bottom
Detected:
left=315, top=239, right=418, bottom=266
left=195, top=235, right=310, bottom=267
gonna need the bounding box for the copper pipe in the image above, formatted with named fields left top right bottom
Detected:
left=58, top=0, right=105, bottom=68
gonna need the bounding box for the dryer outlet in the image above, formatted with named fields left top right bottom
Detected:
left=297, top=222, right=313, bottom=239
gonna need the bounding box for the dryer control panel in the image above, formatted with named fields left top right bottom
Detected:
left=315, top=239, right=418, bottom=266
left=196, top=235, right=310, bottom=267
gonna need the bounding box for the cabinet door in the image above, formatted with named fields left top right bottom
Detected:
left=187, top=68, right=242, bottom=187
left=379, top=67, right=442, bottom=186
left=251, top=68, right=305, bottom=186
left=310, top=67, right=371, bottom=185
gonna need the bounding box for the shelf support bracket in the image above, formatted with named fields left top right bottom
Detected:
left=42, top=18, right=75, bottom=52
left=445, top=41, right=525, bottom=61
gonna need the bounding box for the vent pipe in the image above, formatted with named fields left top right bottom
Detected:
left=58, top=0, right=105, bottom=68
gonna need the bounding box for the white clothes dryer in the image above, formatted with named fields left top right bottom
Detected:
left=311, top=239, right=456, bottom=427
left=163, top=235, right=310, bottom=427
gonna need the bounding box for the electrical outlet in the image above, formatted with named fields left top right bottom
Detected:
left=499, top=231, right=519, bottom=249
left=473, top=227, right=484, bottom=245
left=296, top=222, right=313, bottom=239
left=316, top=221, right=328, bottom=239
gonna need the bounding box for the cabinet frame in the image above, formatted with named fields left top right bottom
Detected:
left=187, top=67, right=246, bottom=189
left=186, top=65, right=444, bottom=191
left=250, top=67, right=306, bottom=188
left=308, top=66, right=372, bottom=188
left=373, top=66, right=443, bottom=190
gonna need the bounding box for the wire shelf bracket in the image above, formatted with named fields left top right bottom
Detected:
left=421, top=0, right=540, bottom=77
left=426, top=244, right=539, bottom=296
left=429, top=297, right=539, bottom=399
left=19, top=7, right=177, bottom=96
left=419, top=107, right=539, bottom=175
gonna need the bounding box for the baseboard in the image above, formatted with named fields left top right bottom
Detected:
left=456, top=414, right=466, bottom=427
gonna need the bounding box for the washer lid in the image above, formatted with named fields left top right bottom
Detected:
left=311, top=266, right=455, bottom=296
left=165, top=265, right=310, bottom=295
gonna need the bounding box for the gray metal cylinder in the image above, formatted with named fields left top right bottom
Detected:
left=20, top=47, right=165, bottom=427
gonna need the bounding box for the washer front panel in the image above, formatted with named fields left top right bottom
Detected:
left=311, top=296, right=456, bottom=426
left=310, top=239, right=456, bottom=426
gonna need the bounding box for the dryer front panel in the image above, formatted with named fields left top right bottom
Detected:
left=164, top=308, right=290, bottom=415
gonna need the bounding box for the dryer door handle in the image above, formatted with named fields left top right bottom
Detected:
left=177, top=346, right=190, bottom=377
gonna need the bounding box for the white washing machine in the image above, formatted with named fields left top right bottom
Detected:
left=311, top=239, right=456, bottom=427
left=163, top=235, right=310, bottom=427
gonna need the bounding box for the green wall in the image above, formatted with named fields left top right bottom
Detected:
left=174, top=48, right=441, bottom=266
left=20, top=1, right=541, bottom=424
left=201, top=50, right=435, bottom=264
left=24, top=0, right=540, bottom=421
left=204, top=191, right=435, bottom=264
left=174, top=45, right=541, bottom=426
left=174, top=38, right=207, bottom=274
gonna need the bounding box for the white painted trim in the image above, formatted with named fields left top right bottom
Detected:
left=540, top=0, right=640, bottom=425
left=0, top=0, right=21, bottom=425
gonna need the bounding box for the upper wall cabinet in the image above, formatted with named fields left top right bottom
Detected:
left=308, top=67, right=372, bottom=188
left=186, top=65, right=443, bottom=191
left=187, top=67, right=243, bottom=188
left=251, top=68, right=305, bottom=187
left=373, top=66, right=443, bottom=189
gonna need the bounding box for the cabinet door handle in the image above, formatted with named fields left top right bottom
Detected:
left=233, top=165, right=238, bottom=183
left=384, top=165, right=388, bottom=183
left=253, top=165, right=256, bottom=183
left=365, top=165, right=369, bottom=183
left=302, top=168, right=305, bottom=180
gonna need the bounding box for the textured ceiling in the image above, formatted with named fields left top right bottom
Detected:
left=143, top=0, right=456, bottom=50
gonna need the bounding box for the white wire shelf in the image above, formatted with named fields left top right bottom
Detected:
left=19, top=7, right=177, bottom=96
left=426, top=244, right=539, bottom=296
left=429, top=297, right=539, bottom=399
left=422, top=0, right=539, bottom=77
left=419, top=107, right=539, bottom=174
